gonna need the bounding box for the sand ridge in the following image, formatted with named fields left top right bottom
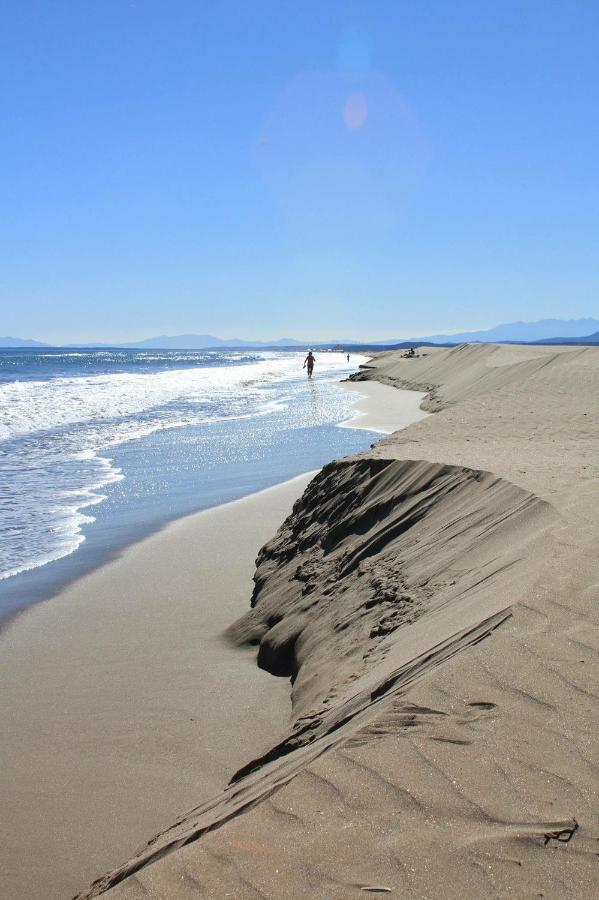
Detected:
left=227, top=458, right=554, bottom=722
left=75, top=344, right=599, bottom=898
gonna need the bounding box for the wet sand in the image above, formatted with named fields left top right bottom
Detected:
left=339, top=380, right=428, bottom=433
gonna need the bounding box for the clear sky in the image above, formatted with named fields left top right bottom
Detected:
left=1, top=1, right=598, bottom=343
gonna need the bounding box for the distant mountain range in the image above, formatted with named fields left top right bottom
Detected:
left=401, top=318, right=599, bottom=344
left=0, top=334, right=305, bottom=349
left=2, top=318, right=599, bottom=349
left=124, top=334, right=303, bottom=349
left=0, top=336, right=48, bottom=347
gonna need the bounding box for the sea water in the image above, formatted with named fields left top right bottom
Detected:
left=0, top=349, right=378, bottom=619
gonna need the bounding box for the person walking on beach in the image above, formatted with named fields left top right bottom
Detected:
left=303, top=350, right=315, bottom=378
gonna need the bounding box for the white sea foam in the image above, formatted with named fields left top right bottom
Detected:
left=0, top=352, right=367, bottom=582
left=0, top=352, right=358, bottom=441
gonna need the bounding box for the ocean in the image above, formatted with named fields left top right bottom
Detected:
left=0, top=348, right=378, bottom=620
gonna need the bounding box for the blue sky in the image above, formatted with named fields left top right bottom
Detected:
left=1, top=1, right=598, bottom=343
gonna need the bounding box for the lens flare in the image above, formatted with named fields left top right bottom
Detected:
left=343, top=92, right=368, bottom=130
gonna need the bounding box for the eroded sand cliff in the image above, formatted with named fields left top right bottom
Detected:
left=77, top=344, right=599, bottom=899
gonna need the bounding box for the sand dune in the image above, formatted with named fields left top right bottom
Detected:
left=75, top=343, right=599, bottom=899
left=354, top=341, right=582, bottom=412
left=228, top=459, right=553, bottom=722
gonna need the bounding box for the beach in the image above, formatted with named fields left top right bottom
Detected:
left=0, top=377, right=425, bottom=900
left=4, top=3, right=598, bottom=897
left=339, top=379, right=428, bottom=434
left=0, top=349, right=377, bottom=622
left=0, top=475, right=316, bottom=900
left=66, top=343, right=599, bottom=900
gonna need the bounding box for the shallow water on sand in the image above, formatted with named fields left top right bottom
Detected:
left=0, top=349, right=377, bottom=620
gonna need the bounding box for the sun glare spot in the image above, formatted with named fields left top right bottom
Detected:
left=343, top=92, right=368, bottom=130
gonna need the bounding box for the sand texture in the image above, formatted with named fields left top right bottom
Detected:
left=75, top=344, right=599, bottom=899
left=0, top=475, right=314, bottom=900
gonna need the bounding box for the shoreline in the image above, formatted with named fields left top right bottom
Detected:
left=0, top=376, right=380, bottom=627
left=0, top=378, right=428, bottom=900
left=0, top=476, right=316, bottom=640
left=0, top=469, right=324, bottom=636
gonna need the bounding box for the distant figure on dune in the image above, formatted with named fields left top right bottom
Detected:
left=303, top=350, right=315, bottom=378
left=347, top=352, right=350, bottom=362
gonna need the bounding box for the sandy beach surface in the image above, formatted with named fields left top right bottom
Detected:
left=74, top=344, right=599, bottom=900
left=0, top=475, right=313, bottom=900
left=0, top=383, right=424, bottom=900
